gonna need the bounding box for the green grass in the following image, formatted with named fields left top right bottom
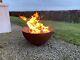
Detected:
left=10, top=16, right=80, bottom=46
left=10, top=16, right=26, bottom=27
left=44, top=21, right=80, bottom=46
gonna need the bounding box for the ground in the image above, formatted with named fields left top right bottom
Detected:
left=11, top=16, right=80, bottom=45
left=0, top=17, right=80, bottom=60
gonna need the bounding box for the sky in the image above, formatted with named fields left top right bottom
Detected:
left=3, top=0, right=80, bottom=11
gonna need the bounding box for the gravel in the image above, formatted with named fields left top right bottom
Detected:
left=0, top=24, right=80, bottom=60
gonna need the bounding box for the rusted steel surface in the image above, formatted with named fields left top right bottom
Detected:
left=22, top=26, right=54, bottom=46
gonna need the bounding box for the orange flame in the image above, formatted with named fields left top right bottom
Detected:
left=20, top=12, right=50, bottom=34
left=19, top=16, right=27, bottom=21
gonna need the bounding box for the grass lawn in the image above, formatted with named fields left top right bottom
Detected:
left=10, top=16, right=80, bottom=46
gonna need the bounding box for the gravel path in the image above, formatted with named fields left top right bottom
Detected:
left=0, top=24, right=80, bottom=60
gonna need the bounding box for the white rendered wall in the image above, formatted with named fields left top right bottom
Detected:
left=0, top=3, right=11, bottom=33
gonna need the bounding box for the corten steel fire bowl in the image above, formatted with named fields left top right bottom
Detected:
left=22, top=26, right=54, bottom=46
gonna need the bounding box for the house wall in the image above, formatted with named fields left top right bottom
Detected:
left=0, top=3, right=11, bottom=33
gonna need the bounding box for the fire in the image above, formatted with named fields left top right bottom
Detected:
left=20, top=12, right=50, bottom=34
left=19, top=16, right=27, bottom=21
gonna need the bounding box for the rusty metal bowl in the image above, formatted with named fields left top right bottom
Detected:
left=22, top=26, right=54, bottom=46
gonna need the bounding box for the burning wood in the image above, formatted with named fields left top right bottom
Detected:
left=20, top=12, right=50, bottom=34
left=20, top=12, right=54, bottom=46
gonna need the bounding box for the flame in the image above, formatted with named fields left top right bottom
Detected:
left=19, top=16, right=27, bottom=21
left=20, top=12, right=50, bottom=34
